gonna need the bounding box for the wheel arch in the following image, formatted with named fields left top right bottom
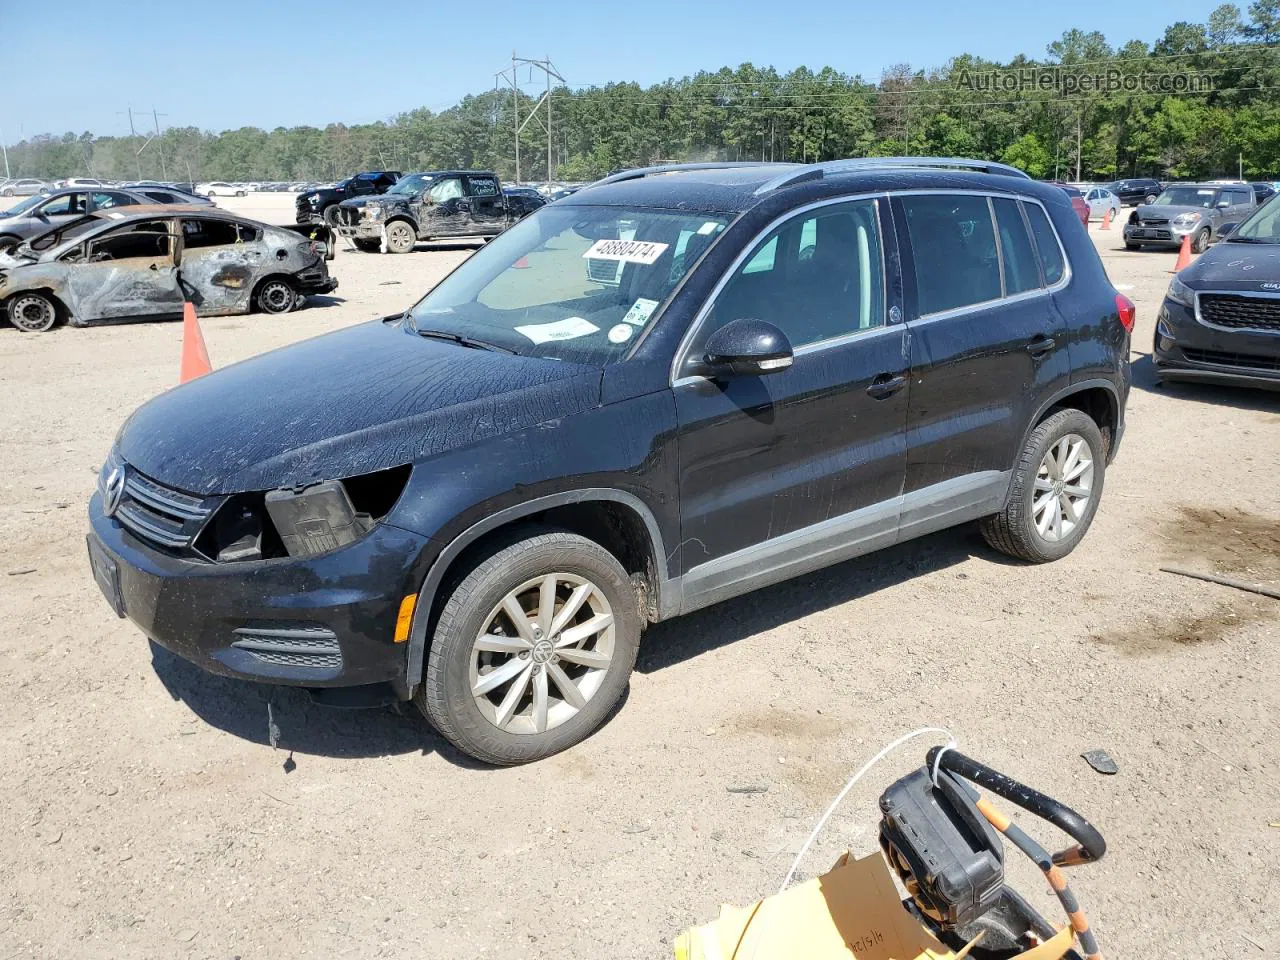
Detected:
left=1022, top=380, right=1120, bottom=463
left=4, top=286, right=73, bottom=328
left=384, top=214, right=420, bottom=235
left=402, top=489, right=673, bottom=699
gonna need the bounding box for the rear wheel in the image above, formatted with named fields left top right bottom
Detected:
left=8, top=292, right=60, bottom=332
left=0, top=235, right=19, bottom=256
left=1192, top=227, right=1211, bottom=254
left=385, top=220, right=416, bottom=254
left=980, top=409, right=1105, bottom=563
left=255, top=278, right=297, bottom=315
left=417, top=529, right=641, bottom=765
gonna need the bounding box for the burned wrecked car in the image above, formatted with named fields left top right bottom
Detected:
left=0, top=206, right=337, bottom=332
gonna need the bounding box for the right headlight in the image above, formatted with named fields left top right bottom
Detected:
left=1172, top=212, right=1199, bottom=229
left=1166, top=274, right=1195, bottom=308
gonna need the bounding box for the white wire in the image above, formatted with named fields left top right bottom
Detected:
left=777, top=725, right=956, bottom=895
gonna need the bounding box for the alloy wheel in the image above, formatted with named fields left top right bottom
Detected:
left=1033, top=433, right=1094, bottom=542
left=469, top=572, right=615, bottom=735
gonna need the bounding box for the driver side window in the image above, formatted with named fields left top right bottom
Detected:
left=427, top=178, right=463, bottom=203
left=697, top=198, right=885, bottom=353
left=39, top=193, right=87, bottom=216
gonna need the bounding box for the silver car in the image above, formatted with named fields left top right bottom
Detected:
left=0, top=206, right=337, bottom=332
left=1124, top=183, right=1257, bottom=252
left=1083, top=187, right=1120, bottom=222
left=2, top=178, right=51, bottom=198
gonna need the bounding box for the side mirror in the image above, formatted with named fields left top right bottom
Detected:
left=1215, top=223, right=1238, bottom=242
left=703, top=318, right=794, bottom=377
left=1216, top=200, right=1231, bottom=208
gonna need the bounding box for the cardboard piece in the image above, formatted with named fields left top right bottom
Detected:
left=674, top=853, right=978, bottom=960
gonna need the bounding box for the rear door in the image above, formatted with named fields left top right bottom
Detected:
left=463, top=174, right=507, bottom=234
left=177, top=216, right=264, bottom=315
left=64, top=218, right=185, bottom=320
left=673, top=197, right=910, bottom=607
left=895, top=192, right=1071, bottom=535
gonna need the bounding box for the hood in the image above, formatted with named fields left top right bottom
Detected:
left=338, top=194, right=401, bottom=209
left=117, top=320, right=602, bottom=495
left=1180, top=240, right=1280, bottom=289
left=1136, top=204, right=1208, bottom=221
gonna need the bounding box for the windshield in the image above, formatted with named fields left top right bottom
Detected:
left=388, top=174, right=432, bottom=196
left=1153, top=187, right=1218, bottom=208
left=6, top=194, right=47, bottom=216
left=25, top=215, right=103, bottom=254
left=407, top=204, right=732, bottom=363
left=1231, top=192, right=1280, bottom=242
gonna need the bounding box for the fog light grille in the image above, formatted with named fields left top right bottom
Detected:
left=230, top=626, right=342, bottom=670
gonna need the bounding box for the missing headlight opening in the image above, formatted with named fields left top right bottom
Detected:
left=196, top=465, right=411, bottom=562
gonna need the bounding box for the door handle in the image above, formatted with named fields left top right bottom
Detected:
left=866, top=373, right=907, bottom=400
left=1026, top=335, right=1056, bottom=357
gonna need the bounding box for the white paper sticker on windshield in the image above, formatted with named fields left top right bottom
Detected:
left=697, top=221, right=720, bottom=235
left=608, top=323, right=634, bottom=344
left=514, top=317, right=599, bottom=344
left=582, top=238, right=669, bottom=265
left=621, top=298, right=659, bottom=327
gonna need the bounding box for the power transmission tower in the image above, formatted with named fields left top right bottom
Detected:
left=118, top=108, right=143, bottom=179
left=152, top=108, right=169, bottom=180
left=495, top=53, right=564, bottom=184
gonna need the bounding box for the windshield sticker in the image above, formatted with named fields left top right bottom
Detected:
left=582, top=238, right=669, bottom=265
left=514, top=317, right=600, bottom=344
left=608, top=323, right=634, bottom=344
left=621, top=297, right=660, bottom=326
left=697, top=221, right=721, bottom=235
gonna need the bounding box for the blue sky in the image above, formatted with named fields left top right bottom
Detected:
left=4, top=0, right=1222, bottom=140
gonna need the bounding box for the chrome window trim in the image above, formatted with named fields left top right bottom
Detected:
left=668, top=192, right=887, bottom=385
left=1194, top=289, right=1280, bottom=333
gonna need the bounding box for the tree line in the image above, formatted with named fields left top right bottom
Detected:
left=6, top=2, right=1280, bottom=184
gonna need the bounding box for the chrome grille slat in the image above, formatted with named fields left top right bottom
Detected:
left=116, top=502, right=191, bottom=548
left=108, top=463, right=215, bottom=552
left=124, top=473, right=207, bottom=520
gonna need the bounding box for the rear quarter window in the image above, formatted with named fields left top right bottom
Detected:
left=1023, top=204, right=1066, bottom=286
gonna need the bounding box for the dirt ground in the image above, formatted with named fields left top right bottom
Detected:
left=1, top=192, right=1277, bottom=959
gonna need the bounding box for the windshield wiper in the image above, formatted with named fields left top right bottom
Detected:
left=415, top=327, right=516, bottom=354
left=1226, top=236, right=1275, bottom=244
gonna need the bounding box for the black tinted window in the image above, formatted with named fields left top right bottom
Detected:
left=182, top=218, right=239, bottom=248
left=1024, top=204, right=1065, bottom=286
left=708, top=198, right=884, bottom=348
left=993, top=198, right=1040, bottom=295
left=902, top=195, right=1001, bottom=315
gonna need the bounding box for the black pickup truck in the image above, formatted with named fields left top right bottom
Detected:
left=332, top=170, right=545, bottom=253
left=296, top=171, right=401, bottom=226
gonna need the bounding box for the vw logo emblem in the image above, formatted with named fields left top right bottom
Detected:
left=102, top=466, right=126, bottom=518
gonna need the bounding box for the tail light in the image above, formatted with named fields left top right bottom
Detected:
left=1115, top=293, right=1136, bottom=333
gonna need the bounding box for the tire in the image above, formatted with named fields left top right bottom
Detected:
left=255, top=278, right=297, bottom=315
left=2, top=188, right=12, bottom=197
left=1192, top=227, right=1210, bottom=254
left=1109, top=207, right=1119, bottom=221
left=417, top=528, right=641, bottom=765
left=8, top=291, right=60, bottom=332
left=1125, top=242, right=1142, bottom=251
left=980, top=409, right=1106, bottom=564
left=384, top=220, right=416, bottom=254
left=353, top=238, right=381, bottom=253
left=0, top=236, right=19, bottom=256
left=322, top=206, right=341, bottom=229
left=206, top=189, right=216, bottom=198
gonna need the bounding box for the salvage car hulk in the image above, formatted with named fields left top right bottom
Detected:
left=88, top=158, right=1131, bottom=765
left=332, top=170, right=546, bottom=253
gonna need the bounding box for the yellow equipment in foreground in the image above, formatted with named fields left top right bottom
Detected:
left=675, top=746, right=1105, bottom=960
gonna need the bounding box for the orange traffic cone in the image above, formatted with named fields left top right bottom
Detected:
left=1101, top=208, right=1112, bottom=230
left=1173, top=233, right=1193, bottom=272
left=179, top=302, right=212, bottom=383
left=512, top=255, right=530, bottom=269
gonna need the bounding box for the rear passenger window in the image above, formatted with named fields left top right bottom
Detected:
left=902, top=195, right=1001, bottom=315
left=182, top=219, right=240, bottom=248
left=1023, top=204, right=1066, bottom=286
left=705, top=198, right=884, bottom=348
left=993, top=198, right=1040, bottom=295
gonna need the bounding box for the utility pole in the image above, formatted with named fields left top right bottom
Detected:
left=1075, top=112, right=1082, bottom=183
left=0, top=123, right=9, bottom=179
left=1238, top=151, right=1243, bottom=180
left=152, top=108, right=168, bottom=180
left=496, top=54, right=564, bottom=185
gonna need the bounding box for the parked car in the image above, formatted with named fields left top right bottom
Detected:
left=1105, top=178, right=1163, bottom=206
left=57, top=177, right=107, bottom=189
left=1124, top=183, right=1257, bottom=252
left=196, top=182, right=247, bottom=198
left=335, top=170, right=546, bottom=253
left=121, top=184, right=215, bottom=207
left=0, top=206, right=337, bottom=332
left=296, top=171, right=401, bottom=226
left=1083, top=187, right=1120, bottom=222
left=85, top=157, right=1131, bottom=764
left=1249, top=182, right=1276, bottom=204
left=1153, top=191, right=1280, bottom=390
left=0, top=187, right=213, bottom=254
left=1046, top=182, right=1090, bottom=229
left=2, top=178, right=51, bottom=198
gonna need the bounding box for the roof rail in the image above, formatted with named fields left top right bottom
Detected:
left=754, top=156, right=1032, bottom=195
left=589, top=161, right=798, bottom=189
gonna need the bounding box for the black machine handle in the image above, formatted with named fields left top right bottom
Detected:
left=926, top=747, right=1107, bottom=865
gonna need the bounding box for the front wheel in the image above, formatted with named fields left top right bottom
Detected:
left=1192, top=227, right=1211, bottom=254
left=353, top=238, right=381, bottom=253
left=980, top=409, right=1106, bottom=563
left=0, top=236, right=19, bottom=256
left=384, top=220, right=416, bottom=254
left=417, top=529, right=641, bottom=765
left=8, top=291, right=60, bottom=332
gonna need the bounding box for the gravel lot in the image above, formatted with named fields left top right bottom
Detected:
left=1, top=193, right=1277, bottom=959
